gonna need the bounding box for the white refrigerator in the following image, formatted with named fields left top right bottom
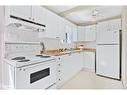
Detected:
left=96, top=30, right=121, bottom=80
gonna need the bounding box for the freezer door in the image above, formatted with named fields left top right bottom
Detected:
left=96, top=45, right=120, bottom=79
left=96, top=31, right=120, bottom=44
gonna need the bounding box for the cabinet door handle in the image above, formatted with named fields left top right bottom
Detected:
left=29, top=17, right=31, bottom=20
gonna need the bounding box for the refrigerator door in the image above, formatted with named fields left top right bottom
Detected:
left=96, top=30, right=120, bottom=44
left=96, top=45, right=120, bottom=79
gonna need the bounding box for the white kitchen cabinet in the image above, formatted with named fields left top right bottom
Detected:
left=56, top=52, right=83, bottom=88
left=65, top=25, right=78, bottom=43
left=77, top=25, right=96, bottom=41
left=32, top=6, right=46, bottom=25
left=70, top=52, right=83, bottom=73
left=9, top=6, right=32, bottom=20
left=44, top=9, right=59, bottom=38
left=85, top=25, right=96, bottom=41
left=97, top=18, right=121, bottom=32
left=83, top=52, right=95, bottom=72
left=77, top=26, right=86, bottom=41
left=72, top=26, right=78, bottom=42
left=65, top=25, right=72, bottom=43
left=109, top=19, right=121, bottom=31
left=8, top=6, right=46, bottom=25
left=57, top=18, right=66, bottom=40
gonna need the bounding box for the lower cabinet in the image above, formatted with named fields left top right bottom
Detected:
left=56, top=52, right=83, bottom=88
left=55, top=51, right=95, bottom=88
left=83, top=52, right=95, bottom=72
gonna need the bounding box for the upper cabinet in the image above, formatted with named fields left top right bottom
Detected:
left=6, top=6, right=78, bottom=40
left=72, top=26, right=78, bottom=42
left=85, top=25, right=96, bottom=41
left=32, top=6, right=46, bottom=25
left=97, top=18, right=121, bottom=32
left=65, top=25, right=78, bottom=43
left=9, top=6, right=31, bottom=21
left=44, top=9, right=59, bottom=38
left=8, top=6, right=46, bottom=25
left=65, top=25, right=72, bottom=43
left=77, top=25, right=96, bottom=42
left=77, top=26, right=86, bottom=41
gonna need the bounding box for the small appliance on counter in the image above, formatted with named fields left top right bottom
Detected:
left=77, top=45, right=84, bottom=50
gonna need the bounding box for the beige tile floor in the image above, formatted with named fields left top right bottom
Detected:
left=60, top=70, right=124, bottom=89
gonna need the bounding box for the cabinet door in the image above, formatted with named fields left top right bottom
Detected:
left=109, top=19, right=121, bottom=31
left=58, top=18, right=66, bottom=40
left=97, top=19, right=121, bottom=32
left=65, top=25, right=72, bottom=43
left=56, top=53, right=83, bottom=87
left=9, top=6, right=31, bottom=20
left=97, top=21, right=109, bottom=32
left=71, top=53, right=83, bottom=73
left=61, top=53, right=83, bottom=83
left=61, top=55, right=72, bottom=83
left=32, top=6, right=46, bottom=24
left=77, top=27, right=85, bottom=41
left=72, top=26, right=78, bottom=42
left=86, top=25, right=96, bottom=41
left=83, top=52, right=95, bottom=72
left=45, top=9, right=58, bottom=38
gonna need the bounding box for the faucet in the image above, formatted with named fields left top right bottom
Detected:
left=40, top=42, right=46, bottom=53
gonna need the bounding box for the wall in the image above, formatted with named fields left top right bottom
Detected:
left=39, top=38, right=63, bottom=50
left=0, top=6, right=5, bottom=89
left=39, top=38, right=76, bottom=50
left=74, top=41, right=96, bottom=48
left=122, top=7, right=127, bottom=88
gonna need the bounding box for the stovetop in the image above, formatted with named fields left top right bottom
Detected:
left=11, top=55, right=51, bottom=62
left=5, top=54, right=55, bottom=68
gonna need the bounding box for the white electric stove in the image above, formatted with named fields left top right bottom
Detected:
left=3, top=42, right=56, bottom=89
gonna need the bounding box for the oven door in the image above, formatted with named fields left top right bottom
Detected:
left=15, top=59, right=56, bottom=89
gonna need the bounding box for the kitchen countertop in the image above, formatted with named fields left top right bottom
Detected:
left=42, top=48, right=96, bottom=56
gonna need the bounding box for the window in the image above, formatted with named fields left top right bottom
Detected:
left=65, top=26, right=72, bottom=43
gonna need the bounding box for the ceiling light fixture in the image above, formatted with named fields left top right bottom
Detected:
left=91, top=9, right=99, bottom=22
left=92, top=9, right=99, bottom=17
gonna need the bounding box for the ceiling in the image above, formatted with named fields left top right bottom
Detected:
left=44, top=6, right=123, bottom=26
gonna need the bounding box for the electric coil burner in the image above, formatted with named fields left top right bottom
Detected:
left=11, top=57, right=26, bottom=60
left=35, top=55, right=51, bottom=58
left=11, top=56, right=30, bottom=62
left=18, top=59, right=30, bottom=62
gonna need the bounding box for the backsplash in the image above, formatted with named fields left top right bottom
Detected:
left=74, top=41, right=96, bottom=48
left=39, top=38, right=76, bottom=50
